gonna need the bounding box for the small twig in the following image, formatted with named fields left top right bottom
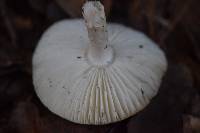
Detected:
left=143, top=14, right=171, bottom=30
left=154, top=15, right=170, bottom=28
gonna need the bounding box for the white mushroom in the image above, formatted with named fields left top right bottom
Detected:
left=32, top=1, right=167, bottom=125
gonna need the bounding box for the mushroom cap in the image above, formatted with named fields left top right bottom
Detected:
left=33, top=19, right=167, bottom=125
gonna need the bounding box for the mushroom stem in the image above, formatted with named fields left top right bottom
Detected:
left=83, top=1, right=113, bottom=66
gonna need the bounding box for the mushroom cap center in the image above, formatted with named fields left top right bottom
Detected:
left=87, top=45, right=114, bottom=66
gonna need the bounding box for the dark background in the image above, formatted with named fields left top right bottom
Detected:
left=0, top=0, right=200, bottom=133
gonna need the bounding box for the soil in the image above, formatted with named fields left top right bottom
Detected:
left=0, top=0, right=200, bottom=133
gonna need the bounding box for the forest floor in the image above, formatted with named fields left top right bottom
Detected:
left=0, top=0, right=200, bottom=133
